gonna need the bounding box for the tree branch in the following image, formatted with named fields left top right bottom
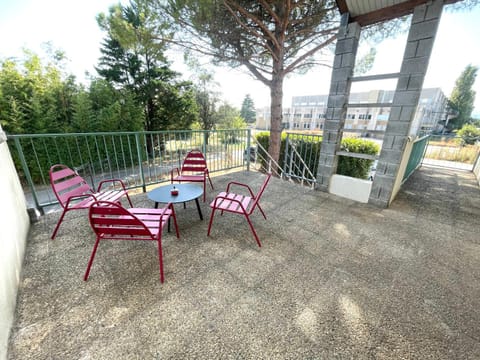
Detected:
left=224, top=0, right=281, bottom=52
left=284, top=34, right=337, bottom=74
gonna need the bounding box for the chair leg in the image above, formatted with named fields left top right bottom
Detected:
left=84, top=237, right=101, bottom=281
left=203, top=179, right=206, bottom=202
left=125, top=193, right=133, bottom=207
left=157, top=238, right=164, bottom=283
left=207, top=208, right=216, bottom=236
left=245, top=214, right=262, bottom=247
left=169, top=204, right=180, bottom=239
left=51, top=208, right=68, bottom=240
left=256, top=203, right=267, bottom=220
left=207, top=174, right=214, bottom=190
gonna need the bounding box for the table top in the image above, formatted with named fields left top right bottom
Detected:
left=147, top=183, right=203, bottom=204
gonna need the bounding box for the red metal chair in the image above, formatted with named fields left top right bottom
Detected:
left=207, top=173, right=272, bottom=247
left=49, top=164, right=133, bottom=239
left=171, top=150, right=213, bottom=201
left=85, top=201, right=179, bottom=283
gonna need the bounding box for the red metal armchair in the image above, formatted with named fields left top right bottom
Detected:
left=207, top=173, right=272, bottom=247
left=85, top=201, right=179, bottom=283
left=49, top=164, right=133, bottom=239
left=171, top=150, right=213, bottom=201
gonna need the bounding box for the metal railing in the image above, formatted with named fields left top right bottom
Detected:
left=283, top=132, right=322, bottom=187
left=423, top=135, right=480, bottom=171
left=248, top=136, right=285, bottom=179
left=7, top=129, right=253, bottom=211
left=403, top=135, right=429, bottom=182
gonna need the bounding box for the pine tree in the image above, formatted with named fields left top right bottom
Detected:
left=240, top=94, right=256, bottom=124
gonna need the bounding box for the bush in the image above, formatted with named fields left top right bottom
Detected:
left=456, top=124, right=480, bottom=145
left=255, top=132, right=379, bottom=179
left=337, top=138, right=379, bottom=179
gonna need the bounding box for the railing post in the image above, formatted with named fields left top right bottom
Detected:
left=246, top=129, right=251, bottom=171
left=421, top=135, right=430, bottom=167
left=203, top=131, right=207, bottom=156
left=13, top=137, right=43, bottom=214
left=284, top=133, right=290, bottom=176
left=135, top=133, right=146, bottom=192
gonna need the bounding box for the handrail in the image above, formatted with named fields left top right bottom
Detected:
left=282, top=132, right=322, bottom=188
left=287, top=143, right=316, bottom=188
left=249, top=136, right=284, bottom=178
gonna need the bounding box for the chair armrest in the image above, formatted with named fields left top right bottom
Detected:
left=171, top=168, right=180, bottom=182
left=64, top=193, right=97, bottom=209
left=225, top=181, right=255, bottom=197
left=157, top=202, right=174, bottom=237
left=96, top=179, right=127, bottom=192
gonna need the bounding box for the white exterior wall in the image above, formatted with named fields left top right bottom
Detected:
left=474, top=152, right=480, bottom=185
left=0, top=127, right=30, bottom=359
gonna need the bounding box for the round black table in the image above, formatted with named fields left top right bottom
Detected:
left=147, top=183, right=204, bottom=220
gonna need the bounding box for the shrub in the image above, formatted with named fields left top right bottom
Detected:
left=456, top=124, right=480, bottom=145
left=255, top=132, right=380, bottom=179
left=337, top=138, right=380, bottom=179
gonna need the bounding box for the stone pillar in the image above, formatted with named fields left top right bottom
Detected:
left=369, top=0, right=444, bottom=207
left=316, top=18, right=361, bottom=191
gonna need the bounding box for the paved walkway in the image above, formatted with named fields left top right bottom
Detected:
left=8, top=166, right=480, bottom=359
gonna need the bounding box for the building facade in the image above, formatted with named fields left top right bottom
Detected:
left=256, top=88, right=447, bottom=137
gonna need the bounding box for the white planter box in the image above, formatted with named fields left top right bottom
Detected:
left=329, top=174, right=372, bottom=203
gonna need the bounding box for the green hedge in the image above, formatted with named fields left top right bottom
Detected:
left=255, top=132, right=379, bottom=179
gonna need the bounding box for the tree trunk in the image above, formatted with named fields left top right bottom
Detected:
left=268, top=75, right=283, bottom=170
left=267, top=2, right=286, bottom=173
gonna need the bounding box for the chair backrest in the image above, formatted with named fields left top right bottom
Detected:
left=181, top=150, right=208, bottom=174
left=89, top=201, right=154, bottom=240
left=250, top=173, right=272, bottom=212
left=50, top=164, right=92, bottom=208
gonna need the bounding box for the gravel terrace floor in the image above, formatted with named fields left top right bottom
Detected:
left=7, top=166, right=480, bottom=359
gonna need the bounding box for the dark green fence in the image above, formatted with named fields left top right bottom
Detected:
left=403, top=135, right=429, bottom=182
left=7, top=129, right=251, bottom=211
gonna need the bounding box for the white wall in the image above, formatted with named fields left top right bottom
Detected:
left=329, top=174, right=372, bottom=203
left=390, top=137, right=415, bottom=204
left=474, top=151, right=480, bottom=185
left=0, top=128, right=30, bottom=359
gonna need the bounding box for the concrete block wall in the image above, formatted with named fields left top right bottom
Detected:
left=316, top=20, right=361, bottom=191
left=369, top=0, right=444, bottom=207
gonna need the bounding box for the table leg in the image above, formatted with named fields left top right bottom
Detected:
left=195, top=198, right=203, bottom=220
left=155, top=202, right=159, bottom=209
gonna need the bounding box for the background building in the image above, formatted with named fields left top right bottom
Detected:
left=256, top=88, right=447, bottom=137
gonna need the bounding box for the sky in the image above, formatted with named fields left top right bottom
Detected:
left=0, top=1, right=479, bottom=115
